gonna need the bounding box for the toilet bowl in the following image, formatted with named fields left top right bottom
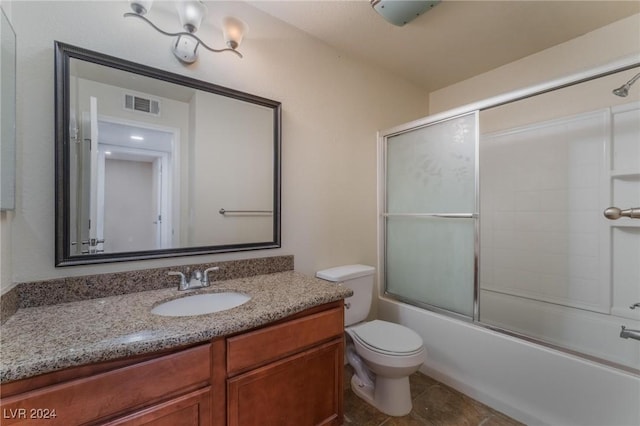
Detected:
left=316, top=265, right=427, bottom=416
left=346, top=320, right=426, bottom=416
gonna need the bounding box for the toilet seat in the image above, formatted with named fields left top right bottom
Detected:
left=347, top=320, right=424, bottom=356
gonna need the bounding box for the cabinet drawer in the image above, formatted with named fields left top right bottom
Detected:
left=0, top=344, right=210, bottom=425
left=104, top=387, right=211, bottom=426
left=227, top=339, right=343, bottom=426
left=227, top=305, right=343, bottom=375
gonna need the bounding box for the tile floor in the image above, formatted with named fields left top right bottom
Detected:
left=343, top=366, right=524, bottom=426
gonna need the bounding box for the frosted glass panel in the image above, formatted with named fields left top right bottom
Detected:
left=384, top=112, right=477, bottom=318
left=386, top=217, right=475, bottom=317
left=387, top=114, right=476, bottom=213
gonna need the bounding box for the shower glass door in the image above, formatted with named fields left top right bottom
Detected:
left=383, top=112, right=478, bottom=319
left=478, top=67, right=640, bottom=371
left=380, top=62, right=640, bottom=372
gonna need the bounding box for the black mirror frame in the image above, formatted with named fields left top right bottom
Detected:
left=54, top=41, right=281, bottom=266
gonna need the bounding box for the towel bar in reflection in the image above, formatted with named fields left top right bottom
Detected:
left=219, top=208, right=273, bottom=216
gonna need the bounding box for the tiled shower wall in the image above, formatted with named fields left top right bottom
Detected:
left=479, top=104, right=640, bottom=370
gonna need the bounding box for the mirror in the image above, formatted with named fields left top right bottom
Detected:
left=1, top=8, right=16, bottom=211
left=55, top=42, right=281, bottom=266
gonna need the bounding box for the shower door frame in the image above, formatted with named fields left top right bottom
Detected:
left=380, top=111, right=480, bottom=322
left=377, top=53, right=640, bottom=374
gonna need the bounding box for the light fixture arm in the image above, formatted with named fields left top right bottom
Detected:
left=124, top=12, right=242, bottom=58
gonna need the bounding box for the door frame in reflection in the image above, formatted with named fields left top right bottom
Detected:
left=95, top=116, right=179, bottom=253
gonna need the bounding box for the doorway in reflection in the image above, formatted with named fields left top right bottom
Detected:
left=98, top=120, right=177, bottom=253
left=71, top=115, right=178, bottom=255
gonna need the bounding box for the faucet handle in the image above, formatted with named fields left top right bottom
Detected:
left=203, top=267, right=220, bottom=286
left=168, top=271, right=188, bottom=290
left=191, top=270, right=203, bottom=281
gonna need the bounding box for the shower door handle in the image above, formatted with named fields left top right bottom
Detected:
left=603, top=207, right=640, bottom=220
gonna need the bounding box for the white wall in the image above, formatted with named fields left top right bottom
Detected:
left=429, top=14, right=640, bottom=114
left=6, top=1, right=428, bottom=285
left=379, top=13, right=640, bottom=426
left=190, top=91, right=273, bottom=246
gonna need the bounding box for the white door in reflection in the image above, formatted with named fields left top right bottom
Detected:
left=96, top=120, right=176, bottom=253
left=101, top=151, right=161, bottom=252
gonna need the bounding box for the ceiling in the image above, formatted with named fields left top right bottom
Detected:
left=249, top=0, right=640, bottom=92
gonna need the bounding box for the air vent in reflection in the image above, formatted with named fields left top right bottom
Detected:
left=124, top=94, right=160, bottom=116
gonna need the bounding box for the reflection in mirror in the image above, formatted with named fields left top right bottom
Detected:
left=0, top=8, right=16, bottom=211
left=56, top=42, right=281, bottom=266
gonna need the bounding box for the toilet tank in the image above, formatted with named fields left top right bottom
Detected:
left=316, top=265, right=375, bottom=326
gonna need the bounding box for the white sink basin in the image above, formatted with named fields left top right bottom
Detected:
left=151, top=292, right=251, bottom=317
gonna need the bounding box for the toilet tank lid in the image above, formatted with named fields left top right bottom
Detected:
left=316, top=264, right=375, bottom=282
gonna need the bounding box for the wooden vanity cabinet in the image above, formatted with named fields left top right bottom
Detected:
left=0, top=344, right=213, bottom=426
left=227, top=339, right=343, bottom=426
left=102, top=387, right=211, bottom=426
left=0, top=301, right=345, bottom=426
left=226, top=302, right=345, bottom=426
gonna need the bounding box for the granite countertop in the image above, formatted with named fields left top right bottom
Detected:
left=0, top=271, right=352, bottom=384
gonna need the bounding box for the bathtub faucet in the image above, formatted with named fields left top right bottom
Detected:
left=619, top=326, right=640, bottom=341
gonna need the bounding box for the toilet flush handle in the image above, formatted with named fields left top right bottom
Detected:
left=345, top=302, right=351, bottom=309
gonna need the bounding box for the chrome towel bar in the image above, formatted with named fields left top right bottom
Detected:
left=219, top=208, right=273, bottom=215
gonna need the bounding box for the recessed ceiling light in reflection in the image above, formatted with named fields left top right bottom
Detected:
left=130, top=135, right=144, bottom=141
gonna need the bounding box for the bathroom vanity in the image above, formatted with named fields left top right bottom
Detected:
left=0, top=269, right=350, bottom=425
left=226, top=302, right=343, bottom=426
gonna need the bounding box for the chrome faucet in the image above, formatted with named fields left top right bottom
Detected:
left=620, top=326, right=640, bottom=341
left=168, top=267, right=220, bottom=291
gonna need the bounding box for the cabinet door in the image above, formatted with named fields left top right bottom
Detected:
left=104, top=387, right=211, bottom=426
left=0, top=344, right=210, bottom=426
left=227, top=339, right=343, bottom=426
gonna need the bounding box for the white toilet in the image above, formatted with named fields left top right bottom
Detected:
left=316, top=264, right=426, bottom=417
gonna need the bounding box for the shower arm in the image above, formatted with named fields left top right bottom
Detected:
left=625, top=72, right=640, bottom=88
left=614, top=71, right=640, bottom=95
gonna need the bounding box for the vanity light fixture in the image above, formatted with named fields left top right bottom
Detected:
left=124, top=0, right=247, bottom=63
